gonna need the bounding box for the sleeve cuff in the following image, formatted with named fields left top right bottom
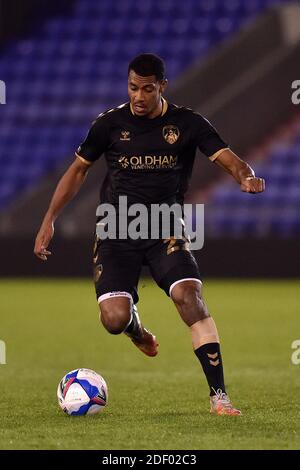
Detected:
left=75, top=152, right=93, bottom=166
left=209, top=147, right=229, bottom=162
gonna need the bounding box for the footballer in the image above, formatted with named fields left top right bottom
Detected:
left=34, top=54, right=265, bottom=415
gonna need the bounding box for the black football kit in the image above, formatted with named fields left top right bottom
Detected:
left=76, top=98, right=228, bottom=304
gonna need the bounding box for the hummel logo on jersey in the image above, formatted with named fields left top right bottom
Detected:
left=120, top=130, right=131, bottom=141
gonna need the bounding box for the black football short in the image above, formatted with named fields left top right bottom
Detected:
left=92, top=235, right=201, bottom=304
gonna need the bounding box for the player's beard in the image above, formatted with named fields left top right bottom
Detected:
left=133, top=97, right=161, bottom=117
left=133, top=103, right=148, bottom=114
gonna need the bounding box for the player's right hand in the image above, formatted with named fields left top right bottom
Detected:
left=34, top=221, right=54, bottom=261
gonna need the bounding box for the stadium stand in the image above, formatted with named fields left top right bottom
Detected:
left=0, top=0, right=289, bottom=209
left=207, top=119, right=300, bottom=237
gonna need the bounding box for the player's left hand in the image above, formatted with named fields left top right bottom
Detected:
left=240, top=176, right=265, bottom=193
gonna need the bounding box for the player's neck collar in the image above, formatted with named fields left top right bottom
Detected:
left=160, top=97, right=168, bottom=116
left=129, top=97, right=168, bottom=118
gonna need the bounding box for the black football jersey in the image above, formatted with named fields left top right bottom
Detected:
left=76, top=98, right=228, bottom=206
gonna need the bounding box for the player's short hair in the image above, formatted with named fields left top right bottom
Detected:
left=128, top=53, right=165, bottom=81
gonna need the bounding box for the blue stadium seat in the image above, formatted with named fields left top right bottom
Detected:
left=0, top=0, right=291, bottom=214
left=207, top=134, right=300, bottom=236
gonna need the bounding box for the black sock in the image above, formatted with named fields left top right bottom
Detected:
left=124, top=308, right=141, bottom=338
left=194, top=343, right=226, bottom=396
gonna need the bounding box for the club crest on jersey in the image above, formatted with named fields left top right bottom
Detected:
left=120, top=130, right=131, bottom=141
left=163, top=125, right=180, bottom=144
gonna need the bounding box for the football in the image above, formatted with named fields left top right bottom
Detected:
left=57, top=368, right=108, bottom=416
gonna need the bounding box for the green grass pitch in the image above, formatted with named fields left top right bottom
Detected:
left=0, top=278, right=299, bottom=450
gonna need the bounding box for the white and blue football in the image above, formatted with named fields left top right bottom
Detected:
left=57, top=368, right=108, bottom=416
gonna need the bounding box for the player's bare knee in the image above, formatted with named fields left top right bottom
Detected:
left=172, top=285, right=209, bottom=323
left=172, top=285, right=198, bottom=308
left=99, top=299, right=131, bottom=335
left=102, top=319, right=126, bottom=335
left=100, top=308, right=130, bottom=335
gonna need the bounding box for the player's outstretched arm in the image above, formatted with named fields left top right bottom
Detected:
left=213, top=149, right=265, bottom=193
left=34, top=157, right=90, bottom=261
